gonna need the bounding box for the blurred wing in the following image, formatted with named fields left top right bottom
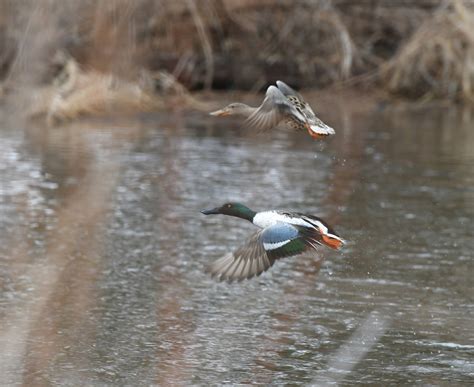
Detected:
left=276, top=80, right=305, bottom=101
left=207, top=230, right=274, bottom=282
left=207, top=223, right=321, bottom=282
left=276, top=80, right=320, bottom=124
left=244, top=85, right=294, bottom=132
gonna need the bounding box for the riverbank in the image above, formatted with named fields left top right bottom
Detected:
left=1, top=0, right=473, bottom=112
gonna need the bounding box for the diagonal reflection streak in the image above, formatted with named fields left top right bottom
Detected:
left=313, top=311, right=390, bottom=386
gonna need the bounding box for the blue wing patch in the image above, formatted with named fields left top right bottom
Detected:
left=261, top=223, right=299, bottom=245
left=261, top=223, right=314, bottom=259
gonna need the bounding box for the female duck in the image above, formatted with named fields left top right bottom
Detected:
left=201, top=202, right=344, bottom=282
left=210, top=80, right=335, bottom=139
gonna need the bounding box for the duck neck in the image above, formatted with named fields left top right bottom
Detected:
left=231, top=205, right=257, bottom=222
left=242, top=208, right=257, bottom=222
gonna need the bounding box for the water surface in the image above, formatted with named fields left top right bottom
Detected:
left=0, top=102, right=473, bottom=385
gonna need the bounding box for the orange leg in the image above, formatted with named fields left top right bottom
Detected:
left=321, top=234, right=343, bottom=250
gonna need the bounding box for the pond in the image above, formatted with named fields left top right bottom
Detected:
left=0, top=99, right=473, bottom=385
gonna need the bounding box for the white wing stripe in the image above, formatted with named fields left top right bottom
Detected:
left=263, top=240, right=291, bottom=250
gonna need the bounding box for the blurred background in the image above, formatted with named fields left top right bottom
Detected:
left=1, top=0, right=474, bottom=117
left=0, top=0, right=473, bottom=385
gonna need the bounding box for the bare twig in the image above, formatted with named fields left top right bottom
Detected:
left=185, top=0, right=214, bottom=90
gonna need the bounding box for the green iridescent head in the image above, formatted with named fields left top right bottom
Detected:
left=201, top=202, right=256, bottom=222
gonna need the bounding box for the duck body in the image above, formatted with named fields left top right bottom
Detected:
left=201, top=202, right=344, bottom=282
left=210, top=80, right=335, bottom=139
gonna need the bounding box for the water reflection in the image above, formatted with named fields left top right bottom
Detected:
left=0, top=102, right=472, bottom=385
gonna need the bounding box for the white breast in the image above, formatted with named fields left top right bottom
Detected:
left=253, top=211, right=283, bottom=228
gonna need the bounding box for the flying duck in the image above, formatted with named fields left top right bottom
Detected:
left=210, top=80, right=335, bottom=139
left=201, top=202, right=345, bottom=282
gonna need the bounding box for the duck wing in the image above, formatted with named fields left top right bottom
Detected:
left=207, top=222, right=321, bottom=282
left=276, top=80, right=305, bottom=101
left=244, top=85, right=300, bottom=132
left=277, top=80, right=335, bottom=137
left=277, top=80, right=313, bottom=118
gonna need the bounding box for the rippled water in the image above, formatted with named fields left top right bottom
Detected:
left=0, top=102, right=473, bottom=385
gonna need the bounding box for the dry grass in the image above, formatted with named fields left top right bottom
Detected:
left=1, top=0, right=474, bottom=117
left=384, top=0, right=474, bottom=102
left=0, top=0, right=213, bottom=123
left=28, top=54, right=209, bottom=124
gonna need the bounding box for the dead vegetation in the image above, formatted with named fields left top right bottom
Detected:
left=0, top=0, right=473, bottom=124
left=383, top=0, right=474, bottom=102
left=28, top=52, right=208, bottom=124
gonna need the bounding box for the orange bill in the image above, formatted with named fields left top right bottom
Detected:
left=210, top=109, right=230, bottom=117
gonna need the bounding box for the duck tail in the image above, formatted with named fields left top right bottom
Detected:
left=303, top=217, right=345, bottom=250
left=298, top=224, right=345, bottom=250
left=307, top=123, right=336, bottom=137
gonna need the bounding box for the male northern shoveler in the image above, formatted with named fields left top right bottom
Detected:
left=210, top=80, right=335, bottom=139
left=201, top=202, right=344, bottom=282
